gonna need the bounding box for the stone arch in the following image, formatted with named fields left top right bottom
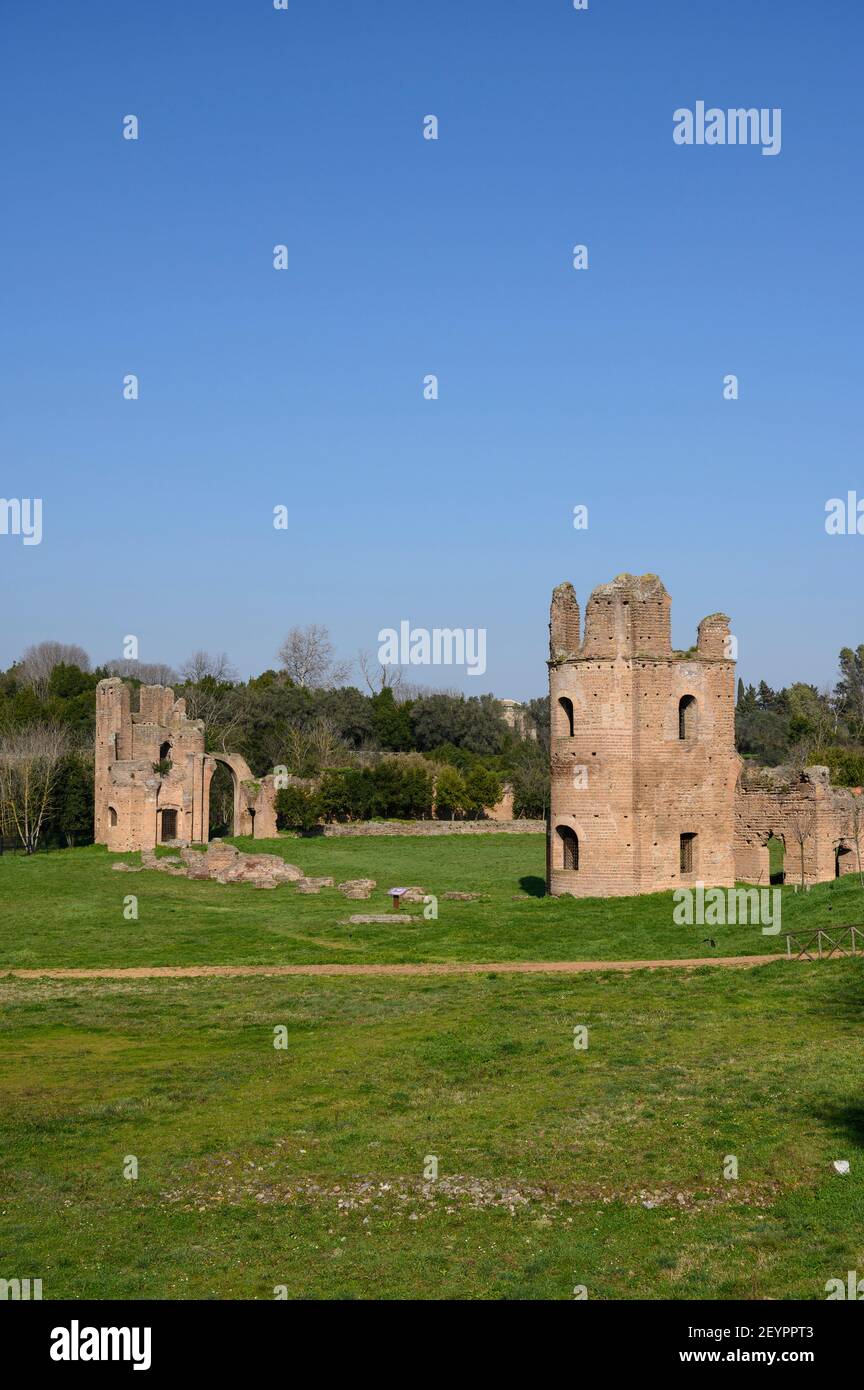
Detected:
left=209, top=760, right=236, bottom=836
left=204, top=753, right=255, bottom=839
left=762, top=830, right=786, bottom=885
left=108, top=806, right=118, bottom=827
left=202, top=752, right=278, bottom=841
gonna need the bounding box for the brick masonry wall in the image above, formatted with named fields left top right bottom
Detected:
left=735, top=771, right=859, bottom=884
left=95, top=680, right=277, bottom=851
left=548, top=574, right=739, bottom=898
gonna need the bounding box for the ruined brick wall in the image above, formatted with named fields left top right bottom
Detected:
left=734, top=766, right=861, bottom=885
left=487, top=783, right=515, bottom=819
left=548, top=574, right=739, bottom=897
left=95, top=679, right=277, bottom=850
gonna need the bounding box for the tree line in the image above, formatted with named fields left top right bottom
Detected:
left=4, top=629, right=861, bottom=852
left=736, top=645, right=864, bottom=784
left=0, top=634, right=550, bottom=851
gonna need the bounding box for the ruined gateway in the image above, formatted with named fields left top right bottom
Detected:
left=94, top=678, right=277, bottom=852
left=547, top=574, right=861, bottom=897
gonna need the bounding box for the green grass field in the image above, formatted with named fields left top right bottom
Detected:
left=1, top=833, right=861, bottom=969
left=1, top=835, right=862, bottom=1300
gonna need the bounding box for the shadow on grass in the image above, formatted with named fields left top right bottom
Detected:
left=808, top=1102, right=864, bottom=1151
left=519, top=875, right=547, bottom=899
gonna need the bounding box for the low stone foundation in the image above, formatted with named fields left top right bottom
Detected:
left=320, top=819, right=545, bottom=837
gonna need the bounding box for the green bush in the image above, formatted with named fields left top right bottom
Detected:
left=317, top=761, right=434, bottom=822
left=435, top=766, right=467, bottom=820
left=809, top=746, right=864, bottom=787
left=463, top=766, right=502, bottom=817
left=275, top=785, right=322, bottom=832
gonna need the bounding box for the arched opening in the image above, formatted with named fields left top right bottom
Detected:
left=678, top=695, right=697, bottom=740
left=108, top=806, right=118, bottom=827
left=159, top=740, right=172, bottom=762
left=161, top=809, right=178, bottom=842
left=835, top=843, right=853, bottom=878
left=766, top=834, right=785, bottom=885
left=558, top=696, right=574, bottom=737
left=209, top=761, right=236, bottom=838
left=556, top=824, right=579, bottom=870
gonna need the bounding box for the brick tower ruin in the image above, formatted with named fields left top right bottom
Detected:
left=95, top=678, right=277, bottom=852
left=547, top=574, right=740, bottom=897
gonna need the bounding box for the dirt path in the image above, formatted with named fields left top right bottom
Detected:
left=1, top=955, right=783, bottom=980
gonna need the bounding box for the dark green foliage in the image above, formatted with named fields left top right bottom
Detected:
left=434, top=765, right=466, bottom=819
left=463, top=766, right=503, bottom=816
left=808, top=746, right=864, bottom=787
left=275, top=785, right=323, bottom=832
left=735, top=674, right=861, bottom=768
left=318, top=761, right=434, bottom=821
left=319, top=768, right=377, bottom=822
left=509, top=736, right=550, bottom=819
left=42, top=752, right=94, bottom=848
left=836, top=645, right=864, bottom=740
left=410, top=693, right=507, bottom=755
left=370, top=688, right=414, bottom=751
left=522, top=695, right=550, bottom=755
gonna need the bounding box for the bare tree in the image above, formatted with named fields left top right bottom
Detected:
left=788, top=804, right=816, bottom=890
left=179, top=650, right=238, bottom=684
left=283, top=717, right=346, bottom=777
left=0, top=724, right=72, bottom=853
left=103, top=659, right=178, bottom=685
left=180, top=683, right=250, bottom=754
left=818, top=683, right=842, bottom=741
left=18, top=642, right=91, bottom=694
left=357, top=648, right=405, bottom=696
left=277, top=625, right=351, bottom=689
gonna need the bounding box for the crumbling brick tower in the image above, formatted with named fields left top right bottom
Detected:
left=95, top=678, right=210, bottom=851
left=547, top=574, right=740, bottom=897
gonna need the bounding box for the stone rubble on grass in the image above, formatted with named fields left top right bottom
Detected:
left=346, top=913, right=418, bottom=925
left=396, top=886, right=426, bottom=903
left=179, top=843, right=304, bottom=888
left=113, top=846, right=379, bottom=898
left=294, top=876, right=335, bottom=894
left=113, top=841, right=305, bottom=890
left=336, top=878, right=377, bottom=899
left=111, top=853, right=479, bottom=911
left=142, top=849, right=186, bottom=876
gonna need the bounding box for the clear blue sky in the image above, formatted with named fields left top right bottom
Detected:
left=1, top=0, right=861, bottom=699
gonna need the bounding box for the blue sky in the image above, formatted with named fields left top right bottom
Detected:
left=1, top=0, right=861, bottom=699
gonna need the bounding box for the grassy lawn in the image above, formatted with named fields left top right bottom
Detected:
left=1, top=834, right=862, bottom=969
left=1, top=962, right=862, bottom=1299
left=3, top=837, right=861, bottom=1300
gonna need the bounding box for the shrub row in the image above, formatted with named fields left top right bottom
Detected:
left=275, top=761, right=504, bottom=829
